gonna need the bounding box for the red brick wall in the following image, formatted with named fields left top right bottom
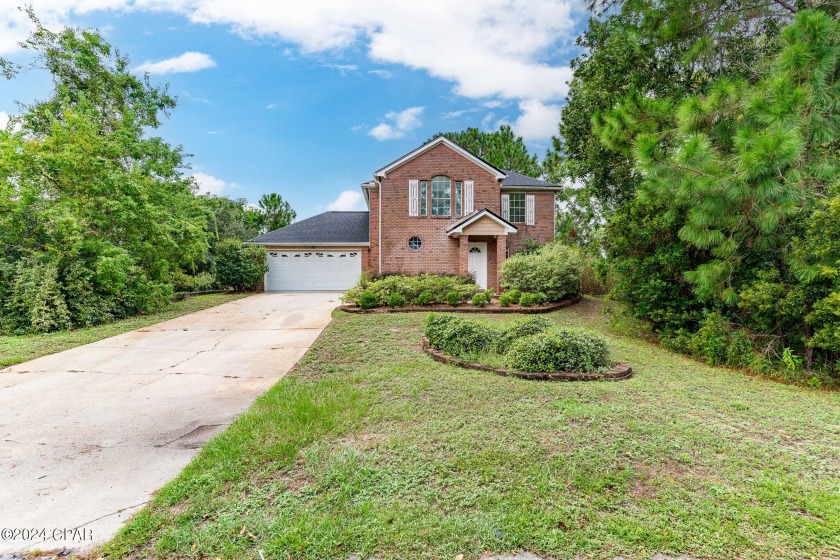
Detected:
left=506, top=192, right=556, bottom=254
left=366, top=187, right=380, bottom=274
left=376, top=143, right=501, bottom=276
left=365, top=143, right=557, bottom=278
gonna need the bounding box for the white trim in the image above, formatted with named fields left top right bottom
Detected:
left=464, top=180, right=474, bottom=213
left=526, top=194, right=535, bottom=225
left=374, top=137, right=506, bottom=179
left=501, top=193, right=510, bottom=221
left=447, top=209, right=517, bottom=236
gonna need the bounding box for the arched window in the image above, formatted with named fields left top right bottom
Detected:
left=431, top=176, right=451, bottom=216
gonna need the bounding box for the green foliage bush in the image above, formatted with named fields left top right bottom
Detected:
left=425, top=314, right=612, bottom=374
left=415, top=292, right=432, bottom=306
left=519, top=292, right=535, bottom=307
left=425, top=313, right=499, bottom=358
left=171, top=271, right=216, bottom=292
left=214, top=240, right=268, bottom=291
left=471, top=293, right=487, bottom=307
left=506, top=327, right=610, bottom=373
left=342, top=273, right=480, bottom=307
left=498, top=289, right=520, bottom=307
left=387, top=293, right=406, bottom=308
left=494, top=316, right=553, bottom=353
left=500, top=242, right=583, bottom=301
left=359, top=291, right=377, bottom=309
left=447, top=291, right=461, bottom=306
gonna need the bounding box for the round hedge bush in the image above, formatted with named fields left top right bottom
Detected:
left=500, top=242, right=583, bottom=302
left=506, top=327, right=609, bottom=373
left=493, top=316, right=553, bottom=353
left=425, top=313, right=499, bottom=358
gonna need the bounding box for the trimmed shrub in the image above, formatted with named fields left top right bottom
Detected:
left=494, top=316, right=553, bottom=353
left=425, top=313, right=499, bottom=357
left=215, top=239, right=268, bottom=291
left=472, top=293, right=487, bottom=307
left=507, top=327, right=610, bottom=373
left=500, top=242, right=583, bottom=301
left=388, top=293, right=406, bottom=308
left=499, top=289, right=520, bottom=307
left=519, top=292, right=536, bottom=306
left=447, top=291, right=461, bottom=306
left=359, top=291, right=378, bottom=309
left=415, top=291, right=432, bottom=306
left=342, top=273, right=481, bottom=307
left=532, top=292, right=547, bottom=305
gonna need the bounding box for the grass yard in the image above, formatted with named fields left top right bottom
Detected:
left=0, top=293, right=248, bottom=368
left=102, top=297, right=840, bottom=560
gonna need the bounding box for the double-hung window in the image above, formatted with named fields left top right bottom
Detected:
left=509, top=193, right=526, bottom=223
left=431, top=176, right=451, bottom=216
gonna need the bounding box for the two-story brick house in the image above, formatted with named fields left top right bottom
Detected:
left=248, top=136, right=560, bottom=291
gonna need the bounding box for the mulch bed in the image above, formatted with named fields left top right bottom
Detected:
left=421, top=336, right=633, bottom=382
left=339, top=294, right=582, bottom=314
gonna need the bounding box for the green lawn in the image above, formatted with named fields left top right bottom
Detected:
left=102, top=297, right=840, bottom=560
left=0, top=293, right=248, bottom=368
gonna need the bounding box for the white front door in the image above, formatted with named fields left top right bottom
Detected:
left=468, top=242, right=488, bottom=289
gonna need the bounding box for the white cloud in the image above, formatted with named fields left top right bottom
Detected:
left=321, top=63, right=357, bottom=75
left=368, top=69, right=392, bottom=79
left=442, top=110, right=466, bottom=119
left=2, top=1, right=578, bottom=131
left=134, top=52, right=217, bottom=74
left=326, top=190, right=364, bottom=211
left=480, top=112, right=497, bottom=131
left=266, top=103, right=277, bottom=109
left=368, top=106, right=424, bottom=141
left=0, top=112, right=8, bottom=129
left=192, top=172, right=229, bottom=195
left=508, top=99, right=562, bottom=141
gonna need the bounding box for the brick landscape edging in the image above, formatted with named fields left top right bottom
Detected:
left=421, top=336, right=633, bottom=382
left=339, top=294, right=582, bottom=314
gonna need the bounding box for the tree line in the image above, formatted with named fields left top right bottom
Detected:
left=0, top=12, right=294, bottom=334
left=546, top=1, right=840, bottom=384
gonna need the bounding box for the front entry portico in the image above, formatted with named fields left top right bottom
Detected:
left=448, top=209, right=518, bottom=291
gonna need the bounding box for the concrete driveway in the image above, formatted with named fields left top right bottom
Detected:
left=0, top=292, right=341, bottom=555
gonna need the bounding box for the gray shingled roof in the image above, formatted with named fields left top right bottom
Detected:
left=501, top=170, right=561, bottom=188
left=247, top=211, right=370, bottom=244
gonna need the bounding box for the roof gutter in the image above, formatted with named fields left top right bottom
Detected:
left=245, top=241, right=370, bottom=247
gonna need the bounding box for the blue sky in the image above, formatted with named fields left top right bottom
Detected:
left=0, top=2, right=587, bottom=219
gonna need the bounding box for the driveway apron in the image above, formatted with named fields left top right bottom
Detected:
left=0, top=292, right=341, bottom=554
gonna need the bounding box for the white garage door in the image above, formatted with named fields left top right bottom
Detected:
left=265, top=249, right=362, bottom=291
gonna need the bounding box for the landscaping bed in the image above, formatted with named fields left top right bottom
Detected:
left=422, top=335, right=632, bottom=381
left=339, top=294, right=581, bottom=314
left=423, top=313, right=626, bottom=381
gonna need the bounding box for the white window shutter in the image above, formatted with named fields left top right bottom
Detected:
left=501, top=194, right=510, bottom=221
left=464, top=180, right=474, bottom=213
left=526, top=194, right=535, bottom=225
left=408, top=179, right=419, bottom=217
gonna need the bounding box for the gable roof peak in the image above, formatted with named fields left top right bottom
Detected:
left=374, top=136, right=506, bottom=180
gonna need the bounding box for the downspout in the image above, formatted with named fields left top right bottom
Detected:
left=376, top=176, right=382, bottom=275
